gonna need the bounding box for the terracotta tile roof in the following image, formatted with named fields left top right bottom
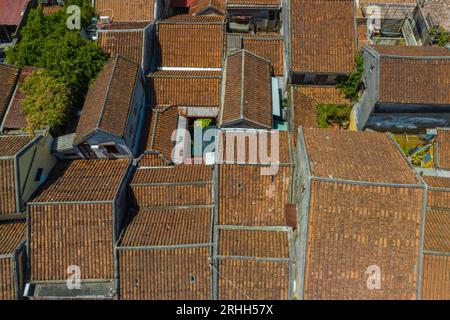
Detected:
left=137, top=152, right=171, bottom=167
left=368, top=45, right=450, bottom=105
left=0, top=0, right=30, bottom=26
left=2, top=67, right=38, bottom=131
left=148, top=70, right=221, bottom=107
left=156, top=15, right=225, bottom=68
left=218, top=228, right=289, bottom=258
left=302, top=128, right=420, bottom=184
left=95, top=0, right=154, bottom=22
left=421, top=254, right=450, bottom=300
left=303, top=179, right=424, bottom=299
left=241, top=35, right=284, bottom=76
left=436, top=129, right=450, bottom=170
left=0, top=134, right=34, bottom=157
left=226, top=0, right=280, bottom=6
left=32, top=159, right=131, bottom=203
left=215, top=129, right=292, bottom=164
left=0, top=257, right=15, bottom=299
left=0, top=159, right=16, bottom=215
left=357, top=20, right=370, bottom=48
left=423, top=174, right=450, bottom=190
left=0, top=220, right=25, bottom=255
left=290, top=0, right=356, bottom=74
left=121, top=207, right=212, bottom=247
left=41, top=4, right=62, bottom=16
left=424, top=208, right=450, bottom=253
left=0, top=64, right=19, bottom=125
left=190, top=0, right=225, bottom=13
left=101, top=22, right=150, bottom=30
left=0, top=135, right=35, bottom=215
left=119, top=247, right=212, bottom=299
left=140, top=105, right=179, bottom=159
left=98, top=28, right=145, bottom=66
left=217, top=259, right=289, bottom=299
left=425, top=180, right=450, bottom=210
left=219, top=164, right=291, bottom=226
left=75, top=56, right=139, bottom=144
left=221, top=50, right=272, bottom=129
left=291, top=85, right=350, bottom=135
left=131, top=164, right=213, bottom=207
left=29, top=202, right=115, bottom=281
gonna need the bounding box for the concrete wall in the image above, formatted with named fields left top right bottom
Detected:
left=351, top=47, right=379, bottom=131
left=18, top=134, right=57, bottom=210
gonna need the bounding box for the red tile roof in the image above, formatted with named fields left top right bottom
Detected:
left=2, top=67, right=38, bottom=131
left=95, top=0, right=154, bottom=22
left=303, top=179, right=424, bottom=299
left=421, top=254, right=450, bottom=300
left=121, top=207, right=212, bottom=247
left=131, top=164, right=213, bottom=207
left=219, top=164, right=291, bottom=226
left=157, top=15, right=225, bottom=68
left=369, top=45, right=450, bottom=105
left=0, top=64, right=19, bottom=125
left=221, top=50, right=272, bottom=129
left=290, top=0, right=356, bottom=74
left=75, top=56, right=139, bottom=144
left=0, top=0, right=30, bottom=26
left=0, top=220, right=25, bottom=255
left=119, top=247, right=212, bottom=299
left=424, top=208, right=450, bottom=253
left=148, top=70, right=221, bottom=107
left=215, top=129, right=292, bottom=164
left=436, top=129, right=450, bottom=170
left=241, top=35, right=284, bottom=76
left=32, top=159, right=131, bottom=203
left=140, top=105, right=179, bottom=159
left=98, top=27, right=146, bottom=66
left=302, top=128, right=420, bottom=184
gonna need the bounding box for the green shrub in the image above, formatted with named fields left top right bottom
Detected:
left=336, top=52, right=364, bottom=102
left=20, top=70, right=71, bottom=134
left=317, top=104, right=352, bottom=128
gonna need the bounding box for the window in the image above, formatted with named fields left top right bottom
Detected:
left=35, top=168, right=44, bottom=182
left=103, top=144, right=119, bottom=154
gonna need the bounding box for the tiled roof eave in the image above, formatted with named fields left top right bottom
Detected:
left=309, top=175, right=425, bottom=189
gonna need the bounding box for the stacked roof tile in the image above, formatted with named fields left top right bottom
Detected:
left=368, top=45, right=450, bottom=105
left=291, top=85, right=350, bottom=136
left=156, top=15, right=225, bottom=68
left=241, top=35, right=284, bottom=76
left=98, top=23, right=149, bottom=66
left=290, top=0, right=356, bottom=74
left=0, top=64, right=20, bottom=126
left=0, top=135, right=36, bottom=215
left=119, top=161, right=214, bottom=299
left=140, top=105, right=179, bottom=160
left=0, top=220, right=26, bottom=300
left=421, top=175, right=450, bottom=300
left=95, top=0, right=154, bottom=22
left=148, top=70, right=221, bottom=107
left=435, top=129, right=450, bottom=170
left=221, top=50, right=272, bottom=129
left=296, top=128, right=425, bottom=299
left=75, top=56, right=139, bottom=145
left=29, top=159, right=131, bottom=282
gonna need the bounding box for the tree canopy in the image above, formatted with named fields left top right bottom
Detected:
left=6, top=0, right=106, bottom=130
left=20, top=70, right=71, bottom=133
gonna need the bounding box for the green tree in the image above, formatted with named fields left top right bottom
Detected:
left=317, top=104, right=352, bottom=128
left=20, top=70, right=71, bottom=134
left=429, top=26, right=450, bottom=47
left=5, top=0, right=105, bottom=109
left=336, top=52, right=364, bottom=102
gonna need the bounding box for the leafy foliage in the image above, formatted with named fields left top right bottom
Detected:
left=317, top=104, right=352, bottom=129
left=429, top=26, right=450, bottom=47
left=20, top=70, right=71, bottom=133
left=5, top=0, right=106, bottom=128
left=336, top=52, right=364, bottom=102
